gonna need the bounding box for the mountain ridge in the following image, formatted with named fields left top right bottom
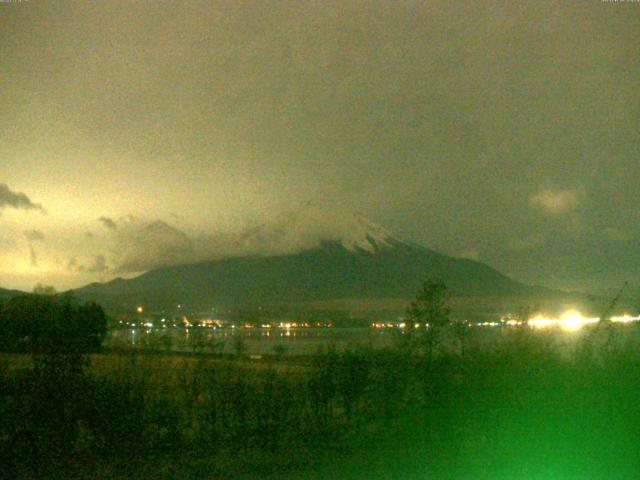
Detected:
left=73, top=239, right=533, bottom=312
left=71, top=205, right=574, bottom=314
left=0, top=287, right=25, bottom=300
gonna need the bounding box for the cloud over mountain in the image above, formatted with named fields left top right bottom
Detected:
left=196, top=202, right=398, bottom=260
left=108, top=217, right=195, bottom=273
left=95, top=204, right=400, bottom=274
left=0, top=184, right=44, bottom=213
left=81, top=255, right=109, bottom=274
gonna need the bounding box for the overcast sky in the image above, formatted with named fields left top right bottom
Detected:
left=1, top=0, right=638, bottom=293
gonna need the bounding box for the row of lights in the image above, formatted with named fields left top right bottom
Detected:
left=133, top=306, right=639, bottom=333
left=527, top=311, right=640, bottom=331
left=369, top=311, right=640, bottom=332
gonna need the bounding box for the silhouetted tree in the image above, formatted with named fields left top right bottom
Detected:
left=32, top=283, right=57, bottom=296
left=0, top=294, right=107, bottom=365
left=405, top=278, right=451, bottom=367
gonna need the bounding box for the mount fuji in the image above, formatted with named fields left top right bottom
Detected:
left=74, top=204, right=539, bottom=312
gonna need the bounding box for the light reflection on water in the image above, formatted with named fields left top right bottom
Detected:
left=105, top=323, right=640, bottom=356
left=106, top=327, right=395, bottom=355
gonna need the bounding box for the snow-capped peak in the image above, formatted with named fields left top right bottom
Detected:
left=275, top=201, right=396, bottom=253
left=215, top=202, right=402, bottom=257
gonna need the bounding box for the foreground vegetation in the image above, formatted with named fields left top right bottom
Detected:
left=2, top=322, right=640, bottom=479
left=2, top=287, right=640, bottom=478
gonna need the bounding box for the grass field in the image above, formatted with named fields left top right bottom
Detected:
left=2, top=325, right=640, bottom=479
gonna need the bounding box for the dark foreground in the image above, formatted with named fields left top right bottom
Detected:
left=2, top=326, right=640, bottom=479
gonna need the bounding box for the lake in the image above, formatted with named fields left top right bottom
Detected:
left=105, top=322, right=640, bottom=357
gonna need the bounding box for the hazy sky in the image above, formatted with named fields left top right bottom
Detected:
left=1, top=0, right=638, bottom=293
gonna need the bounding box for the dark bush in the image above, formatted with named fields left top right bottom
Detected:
left=0, top=294, right=107, bottom=357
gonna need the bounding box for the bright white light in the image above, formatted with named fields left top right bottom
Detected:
left=477, top=321, right=501, bottom=327
left=560, top=310, right=598, bottom=330
left=527, top=315, right=556, bottom=329
left=528, top=310, right=598, bottom=331
left=611, top=314, right=640, bottom=323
